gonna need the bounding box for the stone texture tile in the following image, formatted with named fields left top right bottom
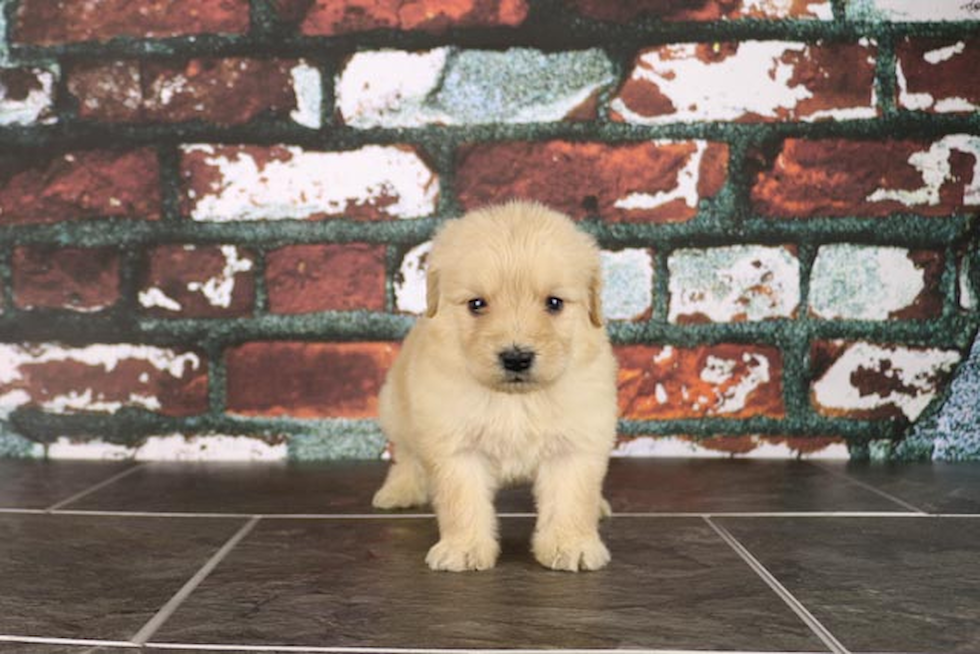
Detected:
left=337, top=48, right=614, bottom=127
left=69, top=461, right=389, bottom=513
left=0, top=459, right=133, bottom=509
left=152, top=517, right=826, bottom=651
left=815, top=461, right=980, bottom=514
left=718, top=517, right=980, bottom=653
left=0, top=513, right=245, bottom=640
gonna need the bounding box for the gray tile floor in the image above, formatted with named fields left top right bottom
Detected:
left=0, top=457, right=978, bottom=654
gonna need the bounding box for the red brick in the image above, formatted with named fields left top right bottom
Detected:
left=612, top=42, right=876, bottom=123
left=896, top=38, right=980, bottom=114
left=13, top=247, right=120, bottom=312
left=0, top=344, right=208, bottom=416
left=616, top=344, right=785, bottom=420
left=14, top=0, right=249, bottom=45
left=67, top=58, right=300, bottom=125
left=225, top=342, right=398, bottom=418
left=266, top=244, right=386, bottom=314
left=456, top=141, right=728, bottom=223
left=139, top=245, right=255, bottom=317
left=569, top=0, right=830, bottom=21
left=750, top=137, right=980, bottom=218
left=0, top=149, right=161, bottom=225
left=289, top=0, right=528, bottom=35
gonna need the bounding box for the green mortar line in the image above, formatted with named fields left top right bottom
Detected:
left=874, top=29, right=898, bottom=117
left=4, top=406, right=910, bottom=447
left=0, top=213, right=971, bottom=252
left=9, top=12, right=980, bottom=66
left=0, top=245, right=11, bottom=310
left=157, top=144, right=182, bottom=224
left=2, top=113, right=979, bottom=154
left=942, top=245, right=959, bottom=319
left=384, top=244, right=401, bottom=314
left=206, top=341, right=228, bottom=416
left=831, top=0, right=847, bottom=23
left=1, top=311, right=975, bottom=350
left=116, top=247, right=144, bottom=321
left=651, top=249, right=669, bottom=323
left=252, top=248, right=270, bottom=315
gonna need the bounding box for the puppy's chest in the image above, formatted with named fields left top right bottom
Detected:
left=458, top=396, right=563, bottom=481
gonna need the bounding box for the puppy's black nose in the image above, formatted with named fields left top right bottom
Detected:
left=499, top=348, right=535, bottom=373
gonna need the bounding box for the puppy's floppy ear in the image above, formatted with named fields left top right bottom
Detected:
left=425, top=268, right=440, bottom=318
left=588, top=270, right=603, bottom=328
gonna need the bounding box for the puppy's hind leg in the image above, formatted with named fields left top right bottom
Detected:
left=373, top=450, right=429, bottom=510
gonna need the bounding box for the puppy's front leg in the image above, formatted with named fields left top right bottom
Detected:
left=532, top=455, right=610, bottom=572
left=426, top=454, right=500, bottom=572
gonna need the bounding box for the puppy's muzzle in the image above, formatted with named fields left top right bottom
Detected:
left=499, top=347, right=535, bottom=374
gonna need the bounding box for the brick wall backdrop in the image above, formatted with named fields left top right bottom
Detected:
left=0, top=0, right=978, bottom=462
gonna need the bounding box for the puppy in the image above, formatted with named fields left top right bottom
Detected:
left=372, top=201, right=618, bottom=572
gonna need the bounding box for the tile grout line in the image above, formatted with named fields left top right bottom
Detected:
left=805, top=461, right=928, bottom=514
left=703, top=517, right=851, bottom=654
left=44, top=463, right=149, bottom=512
left=130, top=515, right=261, bottom=646
left=2, top=508, right=972, bottom=519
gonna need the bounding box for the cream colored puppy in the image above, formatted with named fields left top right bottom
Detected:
left=372, top=201, right=618, bottom=572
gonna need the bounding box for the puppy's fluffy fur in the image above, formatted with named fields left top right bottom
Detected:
left=373, top=201, right=618, bottom=572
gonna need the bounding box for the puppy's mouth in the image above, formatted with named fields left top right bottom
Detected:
left=497, top=372, right=538, bottom=391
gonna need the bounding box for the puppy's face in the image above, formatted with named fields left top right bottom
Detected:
left=425, top=203, right=604, bottom=393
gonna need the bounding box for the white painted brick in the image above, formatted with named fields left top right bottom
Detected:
left=668, top=245, right=800, bottom=323
left=812, top=342, right=961, bottom=420
left=182, top=144, right=438, bottom=221
left=848, top=0, right=980, bottom=21
left=611, top=42, right=876, bottom=124
left=0, top=67, right=57, bottom=125
left=810, top=245, right=925, bottom=320
left=601, top=249, right=654, bottom=321
left=337, top=48, right=614, bottom=128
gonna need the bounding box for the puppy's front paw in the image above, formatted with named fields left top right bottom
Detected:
left=533, top=531, right=610, bottom=572
left=426, top=538, right=500, bottom=572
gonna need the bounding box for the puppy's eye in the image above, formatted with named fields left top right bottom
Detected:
left=545, top=296, right=564, bottom=314
left=467, top=298, right=488, bottom=315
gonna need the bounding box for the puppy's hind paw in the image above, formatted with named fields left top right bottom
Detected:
left=372, top=479, right=427, bottom=510
left=533, top=532, right=610, bottom=572
left=426, top=538, right=500, bottom=572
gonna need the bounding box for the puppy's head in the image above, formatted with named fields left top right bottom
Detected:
left=424, top=201, right=604, bottom=393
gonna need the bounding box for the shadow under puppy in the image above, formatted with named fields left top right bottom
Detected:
left=373, top=201, right=618, bottom=572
